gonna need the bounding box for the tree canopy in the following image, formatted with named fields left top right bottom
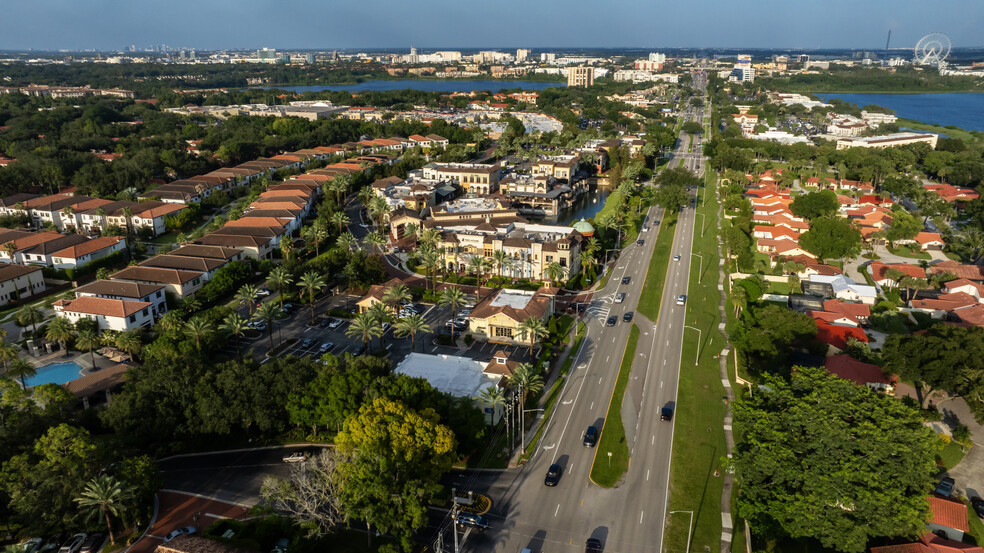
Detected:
left=798, top=216, right=862, bottom=263
left=790, top=190, right=839, bottom=221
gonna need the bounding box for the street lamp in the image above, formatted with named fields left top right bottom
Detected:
left=691, top=252, right=705, bottom=284
left=684, top=325, right=702, bottom=366
left=668, top=510, right=695, bottom=553
left=694, top=212, right=705, bottom=237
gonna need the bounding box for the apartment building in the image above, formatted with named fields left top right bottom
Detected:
left=75, top=280, right=167, bottom=318
left=0, top=262, right=45, bottom=306
left=110, top=266, right=204, bottom=298
left=567, top=66, right=594, bottom=87
left=836, top=132, right=939, bottom=150
left=421, top=163, right=500, bottom=195
left=51, top=236, right=127, bottom=270
left=53, top=296, right=154, bottom=332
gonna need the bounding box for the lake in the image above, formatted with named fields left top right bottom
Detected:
left=817, top=93, right=984, bottom=132
left=255, top=80, right=566, bottom=94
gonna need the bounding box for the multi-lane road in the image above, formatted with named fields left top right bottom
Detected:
left=450, top=82, right=710, bottom=553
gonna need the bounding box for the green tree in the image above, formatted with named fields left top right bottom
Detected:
left=544, top=261, right=566, bottom=285
left=731, top=366, right=938, bottom=553
left=74, top=475, right=131, bottom=545
left=267, top=266, right=294, bottom=309
left=790, top=190, right=839, bottom=221
left=335, top=398, right=456, bottom=551
left=45, top=317, right=75, bottom=355
left=5, top=358, right=36, bottom=388
left=798, top=216, right=862, bottom=263
left=114, top=330, right=142, bottom=363
left=479, top=385, right=506, bottom=433
left=346, top=312, right=382, bottom=354
left=467, top=255, right=491, bottom=297
left=394, top=314, right=431, bottom=352
left=382, top=283, right=412, bottom=314
left=517, top=317, right=548, bottom=358
left=183, top=317, right=213, bottom=351
left=235, top=283, right=260, bottom=316
left=883, top=324, right=984, bottom=412
left=75, top=329, right=101, bottom=368
left=219, top=313, right=250, bottom=360
left=254, top=302, right=283, bottom=349
left=884, top=209, right=922, bottom=249
left=298, top=271, right=327, bottom=325
left=437, top=287, right=466, bottom=336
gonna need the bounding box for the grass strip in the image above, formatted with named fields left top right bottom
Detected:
left=589, top=323, right=639, bottom=487
left=637, top=211, right=679, bottom=321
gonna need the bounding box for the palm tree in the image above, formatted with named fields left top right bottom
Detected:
left=6, top=358, right=36, bottom=388
left=45, top=317, right=75, bottom=356
left=15, top=305, right=44, bottom=336
left=419, top=228, right=442, bottom=250
left=358, top=187, right=375, bottom=213
left=156, top=311, right=183, bottom=334
left=336, top=232, right=358, bottom=253
left=437, top=287, right=467, bottom=337
left=479, top=385, right=506, bottom=433
left=75, top=329, right=101, bottom=368
left=517, top=317, right=548, bottom=358
left=302, top=223, right=329, bottom=257
left=731, top=284, right=748, bottom=316
left=346, top=312, right=382, bottom=354
left=114, top=330, right=142, bottom=363
left=579, top=250, right=595, bottom=280
left=235, top=283, right=260, bottom=316
left=491, top=250, right=510, bottom=280
left=330, top=211, right=350, bottom=235
left=403, top=222, right=419, bottom=244
left=219, top=313, right=250, bottom=360
left=280, top=238, right=294, bottom=261
left=74, top=474, right=131, bottom=546
left=586, top=236, right=601, bottom=256
left=183, top=317, right=213, bottom=351
left=543, top=261, right=566, bottom=286
left=420, top=249, right=441, bottom=291
left=382, top=283, right=412, bottom=315
left=369, top=195, right=392, bottom=228
left=0, top=340, right=16, bottom=370
left=508, top=363, right=544, bottom=448
left=267, top=266, right=294, bottom=309
left=364, top=231, right=386, bottom=256
left=298, top=271, right=327, bottom=324
left=394, top=313, right=432, bottom=352
left=253, top=302, right=282, bottom=349
left=467, top=255, right=491, bottom=298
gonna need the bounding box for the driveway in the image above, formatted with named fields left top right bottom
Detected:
left=937, top=397, right=984, bottom=500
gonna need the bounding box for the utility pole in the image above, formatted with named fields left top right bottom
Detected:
left=519, top=382, right=525, bottom=451
left=451, top=488, right=460, bottom=553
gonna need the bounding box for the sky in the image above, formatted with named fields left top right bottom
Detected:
left=0, top=0, right=982, bottom=51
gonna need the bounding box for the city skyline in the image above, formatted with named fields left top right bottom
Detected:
left=1, top=0, right=982, bottom=51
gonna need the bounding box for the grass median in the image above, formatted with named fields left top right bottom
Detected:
left=638, top=211, right=679, bottom=322
left=663, top=172, right=728, bottom=553
left=589, top=323, right=639, bottom=487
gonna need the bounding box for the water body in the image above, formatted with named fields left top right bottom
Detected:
left=527, top=186, right=611, bottom=226
left=256, top=80, right=565, bottom=94
left=816, top=93, right=984, bottom=132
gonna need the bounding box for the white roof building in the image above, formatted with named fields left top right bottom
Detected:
left=393, top=353, right=499, bottom=398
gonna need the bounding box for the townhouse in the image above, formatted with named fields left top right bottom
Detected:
left=192, top=233, right=273, bottom=259
left=51, top=236, right=127, bottom=270
left=0, top=262, right=45, bottom=306
left=139, top=254, right=228, bottom=281
left=74, top=280, right=168, bottom=318
left=110, top=266, right=204, bottom=298
left=53, top=296, right=154, bottom=332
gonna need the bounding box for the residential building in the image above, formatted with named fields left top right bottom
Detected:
left=356, top=278, right=405, bottom=313
left=74, top=280, right=167, bottom=318
left=421, top=163, right=500, bottom=195
left=139, top=254, right=228, bottom=281
left=824, top=354, right=896, bottom=393
left=53, top=296, right=154, bottom=332
left=466, top=287, right=556, bottom=345
left=110, top=266, right=204, bottom=298
left=192, top=233, right=273, bottom=259
left=51, top=236, right=127, bottom=270
left=0, top=262, right=45, bottom=306
left=804, top=275, right=878, bottom=304
left=836, top=132, right=938, bottom=150
left=567, top=66, right=594, bottom=87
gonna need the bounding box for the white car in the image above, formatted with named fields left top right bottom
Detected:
left=328, top=319, right=343, bottom=329
left=163, top=527, right=196, bottom=543
left=673, top=255, right=681, bottom=261
left=676, top=295, right=686, bottom=306
left=282, top=452, right=306, bottom=463
left=615, top=293, right=626, bottom=304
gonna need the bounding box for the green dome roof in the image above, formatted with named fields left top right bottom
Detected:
left=572, top=218, right=595, bottom=233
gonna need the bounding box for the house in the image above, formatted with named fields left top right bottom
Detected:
left=929, top=261, right=984, bottom=282
left=482, top=349, right=523, bottom=384
left=927, top=495, right=970, bottom=543
left=824, top=299, right=871, bottom=324
left=192, top=233, right=273, bottom=260
left=869, top=261, right=926, bottom=287
left=757, top=238, right=815, bottom=259
left=51, top=236, right=126, bottom=270
left=807, top=310, right=860, bottom=327
left=110, top=266, right=204, bottom=298
left=908, top=292, right=979, bottom=319
left=139, top=254, right=228, bottom=281
left=466, top=287, right=556, bottom=345
left=914, top=232, right=946, bottom=251
left=130, top=202, right=189, bottom=236
left=806, top=275, right=878, bottom=304
left=0, top=230, right=69, bottom=264
left=356, top=278, right=403, bottom=313
left=0, top=262, right=45, bottom=306
left=168, top=244, right=244, bottom=263
left=943, top=279, right=984, bottom=301
left=53, top=296, right=154, bottom=332
left=871, top=533, right=984, bottom=553
left=19, top=234, right=90, bottom=267
left=74, top=280, right=167, bottom=318
left=815, top=319, right=869, bottom=350
left=824, top=354, right=895, bottom=392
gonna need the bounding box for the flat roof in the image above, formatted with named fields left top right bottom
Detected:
left=393, top=353, right=498, bottom=398
left=489, top=289, right=535, bottom=310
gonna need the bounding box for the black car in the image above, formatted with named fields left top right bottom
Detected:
left=318, top=317, right=331, bottom=328
left=583, top=425, right=598, bottom=447
left=544, top=463, right=563, bottom=486
left=455, top=512, right=490, bottom=531
left=586, top=538, right=603, bottom=553
left=79, top=534, right=104, bottom=553
left=301, top=338, right=317, bottom=349
left=636, top=239, right=644, bottom=245
left=971, top=496, right=984, bottom=518
left=621, top=276, right=631, bottom=285
left=606, top=316, right=617, bottom=327
left=661, top=406, right=674, bottom=421
left=623, top=312, right=633, bottom=322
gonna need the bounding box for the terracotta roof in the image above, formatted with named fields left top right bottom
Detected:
left=815, top=319, right=867, bottom=350
left=928, top=495, right=970, bottom=532
left=111, top=266, right=202, bottom=285
left=915, top=232, right=945, bottom=245
left=51, top=236, right=124, bottom=259
left=63, top=363, right=129, bottom=398
left=944, top=279, right=984, bottom=298
left=870, top=261, right=927, bottom=283
left=929, top=261, right=984, bottom=281
left=135, top=203, right=187, bottom=219
left=75, top=279, right=165, bottom=299
left=24, top=234, right=89, bottom=256
left=910, top=292, right=979, bottom=312
left=807, top=310, right=860, bottom=326
left=918, top=532, right=984, bottom=553
left=824, top=354, right=895, bottom=387
left=224, top=217, right=291, bottom=229
left=154, top=535, right=254, bottom=553
left=195, top=233, right=271, bottom=248
left=0, top=261, right=42, bottom=281
left=169, top=244, right=241, bottom=260
left=824, top=299, right=870, bottom=319
left=468, top=288, right=552, bottom=324
left=54, top=296, right=151, bottom=318
left=140, top=254, right=226, bottom=273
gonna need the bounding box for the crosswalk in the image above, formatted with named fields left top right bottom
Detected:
left=585, top=303, right=611, bottom=321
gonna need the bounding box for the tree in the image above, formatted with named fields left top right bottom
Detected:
left=15, top=306, right=44, bottom=337
left=491, top=249, right=511, bottom=279
left=334, top=398, right=456, bottom=551
left=517, top=317, right=548, bottom=358
left=6, top=358, right=36, bottom=388
left=183, top=317, right=212, bottom=351
left=544, top=261, right=566, bottom=285
left=114, top=330, right=142, bottom=363
left=302, top=223, right=329, bottom=257
left=437, top=287, right=466, bottom=336
left=45, top=317, right=75, bottom=355
left=75, top=329, right=100, bottom=368
left=798, top=216, right=862, bottom=263
left=790, top=190, right=839, bottom=221
left=507, top=363, right=544, bottom=448
left=382, top=283, right=412, bottom=314
left=267, top=266, right=293, bottom=309
left=883, top=324, right=984, bottom=412
left=336, top=231, right=358, bottom=253
left=394, top=314, right=431, bottom=352
left=346, top=312, right=382, bottom=354
left=731, top=366, right=938, bottom=553
left=479, top=385, right=505, bottom=432
left=884, top=209, right=922, bottom=249
left=235, top=283, right=260, bottom=316
left=467, top=255, right=491, bottom=297
left=330, top=211, right=350, bottom=235
left=2, top=241, right=17, bottom=263
left=260, top=450, right=344, bottom=538
left=219, top=313, right=249, bottom=360
left=254, top=302, right=282, bottom=349
left=298, top=271, right=327, bottom=325
left=364, top=231, right=386, bottom=256
left=74, top=475, right=131, bottom=546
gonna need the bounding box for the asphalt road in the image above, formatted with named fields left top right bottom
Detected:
left=452, top=83, right=709, bottom=553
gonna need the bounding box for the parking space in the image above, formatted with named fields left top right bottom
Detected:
left=127, top=491, right=251, bottom=553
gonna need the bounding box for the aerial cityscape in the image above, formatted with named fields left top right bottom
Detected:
left=2, top=2, right=984, bottom=553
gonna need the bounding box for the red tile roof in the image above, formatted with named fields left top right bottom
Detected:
left=928, top=496, right=970, bottom=532
left=815, top=320, right=868, bottom=350
left=54, top=296, right=151, bottom=318
left=824, top=299, right=871, bottom=319
left=824, top=354, right=895, bottom=387
left=51, top=236, right=124, bottom=259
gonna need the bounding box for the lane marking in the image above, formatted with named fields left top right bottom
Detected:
left=640, top=511, right=645, bottom=524
left=554, top=504, right=560, bottom=517
left=647, top=469, right=651, bottom=481
left=590, top=402, right=594, bottom=409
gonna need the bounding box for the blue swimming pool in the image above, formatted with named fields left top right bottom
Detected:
left=23, top=361, right=83, bottom=387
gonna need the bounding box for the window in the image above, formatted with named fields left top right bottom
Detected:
left=494, top=327, right=513, bottom=338
left=546, top=256, right=553, bottom=262
left=141, top=308, right=148, bottom=317
left=129, top=315, right=136, bottom=323
left=156, top=291, right=162, bottom=298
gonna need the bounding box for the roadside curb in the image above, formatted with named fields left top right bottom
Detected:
left=155, top=443, right=331, bottom=463
left=158, top=489, right=253, bottom=507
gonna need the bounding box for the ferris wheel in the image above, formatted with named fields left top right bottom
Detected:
left=914, top=33, right=952, bottom=65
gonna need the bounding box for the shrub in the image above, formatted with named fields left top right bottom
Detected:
left=464, top=334, right=474, bottom=346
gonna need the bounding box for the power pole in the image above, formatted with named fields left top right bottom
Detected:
left=451, top=488, right=460, bottom=553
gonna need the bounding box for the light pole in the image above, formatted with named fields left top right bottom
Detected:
left=684, top=325, right=701, bottom=366
left=692, top=252, right=705, bottom=284
left=694, top=212, right=705, bottom=237
left=668, top=510, right=695, bottom=553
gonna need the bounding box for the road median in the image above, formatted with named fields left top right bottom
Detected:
left=638, top=211, right=679, bottom=322
left=588, top=323, right=639, bottom=487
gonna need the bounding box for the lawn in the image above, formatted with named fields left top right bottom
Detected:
left=897, top=118, right=979, bottom=143
left=663, top=172, right=728, bottom=553
left=766, top=280, right=792, bottom=295
left=588, top=323, right=639, bottom=487
left=887, top=244, right=932, bottom=260
left=637, top=212, right=678, bottom=321
left=938, top=441, right=966, bottom=470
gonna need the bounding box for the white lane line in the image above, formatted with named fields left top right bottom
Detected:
left=606, top=355, right=610, bottom=363
left=590, top=402, right=594, bottom=409
left=652, top=435, right=655, bottom=445
left=647, top=469, right=651, bottom=481
left=660, top=380, right=664, bottom=388
left=598, top=377, right=602, bottom=384
left=640, top=511, right=645, bottom=524
left=554, top=504, right=560, bottom=517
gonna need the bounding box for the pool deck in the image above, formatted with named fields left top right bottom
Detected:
left=1, top=348, right=121, bottom=387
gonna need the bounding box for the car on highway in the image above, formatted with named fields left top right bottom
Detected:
left=621, top=276, right=631, bottom=285
left=623, top=312, right=633, bottom=322
left=282, top=452, right=306, bottom=463
left=319, top=342, right=335, bottom=354
left=455, top=512, right=490, bottom=531
left=328, top=318, right=343, bottom=329
left=544, top=463, right=563, bottom=486
left=661, top=406, right=674, bottom=421
left=673, top=255, right=681, bottom=261
left=935, top=477, right=955, bottom=497
left=676, top=295, right=686, bottom=305
left=57, top=534, right=87, bottom=553
left=586, top=538, right=603, bottom=553
left=606, top=316, right=617, bottom=327
left=78, top=534, right=104, bottom=553
left=636, top=239, right=644, bottom=246
left=301, top=338, right=317, bottom=349
left=615, top=293, right=625, bottom=303
left=583, top=425, right=598, bottom=447
left=972, top=496, right=984, bottom=518
left=163, top=527, right=196, bottom=543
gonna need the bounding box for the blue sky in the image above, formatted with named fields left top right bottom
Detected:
left=1, top=0, right=981, bottom=51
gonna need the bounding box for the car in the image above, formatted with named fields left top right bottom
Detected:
left=621, top=276, right=631, bottom=285
left=676, top=295, right=686, bottom=306
left=455, top=512, right=490, bottom=531
left=281, top=303, right=295, bottom=313
left=642, top=226, right=649, bottom=232
left=615, top=293, right=625, bottom=304
left=606, top=316, right=617, bottom=327
left=586, top=538, right=603, bottom=553
left=282, top=452, right=306, bottom=463
left=163, top=527, right=196, bottom=543
left=583, top=425, right=598, bottom=447
left=16, top=539, right=42, bottom=553
left=544, top=463, right=563, bottom=486
left=57, top=534, right=86, bottom=553
left=381, top=322, right=391, bottom=333
left=463, top=302, right=477, bottom=309
left=972, top=497, right=984, bottom=518
left=272, top=537, right=290, bottom=553
left=301, top=338, right=317, bottom=349
left=935, top=477, right=955, bottom=497
left=319, top=317, right=332, bottom=328
left=623, top=312, right=634, bottom=322
left=249, top=320, right=267, bottom=331
left=661, top=406, right=674, bottom=421
left=319, top=342, right=334, bottom=353
left=328, top=318, right=343, bottom=329
left=255, top=288, right=271, bottom=297
left=40, top=534, right=65, bottom=553
left=636, top=239, right=644, bottom=246
left=78, top=534, right=104, bottom=553
left=673, top=254, right=681, bottom=261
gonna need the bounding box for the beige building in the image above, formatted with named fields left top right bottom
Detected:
left=0, top=262, right=46, bottom=306
left=438, top=221, right=582, bottom=282
left=836, top=132, right=938, bottom=151
left=567, top=66, right=594, bottom=87
left=421, top=163, right=500, bottom=195
left=466, top=287, right=556, bottom=344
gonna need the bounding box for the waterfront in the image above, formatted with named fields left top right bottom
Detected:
left=817, top=92, right=984, bottom=132
left=528, top=185, right=611, bottom=225
left=256, top=80, right=566, bottom=94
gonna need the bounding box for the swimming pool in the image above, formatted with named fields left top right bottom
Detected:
left=23, top=361, right=83, bottom=387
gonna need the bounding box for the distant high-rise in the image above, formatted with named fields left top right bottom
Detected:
left=305, top=53, right=315, bottom=64
left=648, top=52, right=666, bottom=64
left=567, top=66, right=594, bottom=87
left=541, top=52, right=557, bottom=62
left=729, top=54, right=755, bottom=83
left=516, top=48, right=531, bottom=63
left=258, top=48, right=277, bottom=63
